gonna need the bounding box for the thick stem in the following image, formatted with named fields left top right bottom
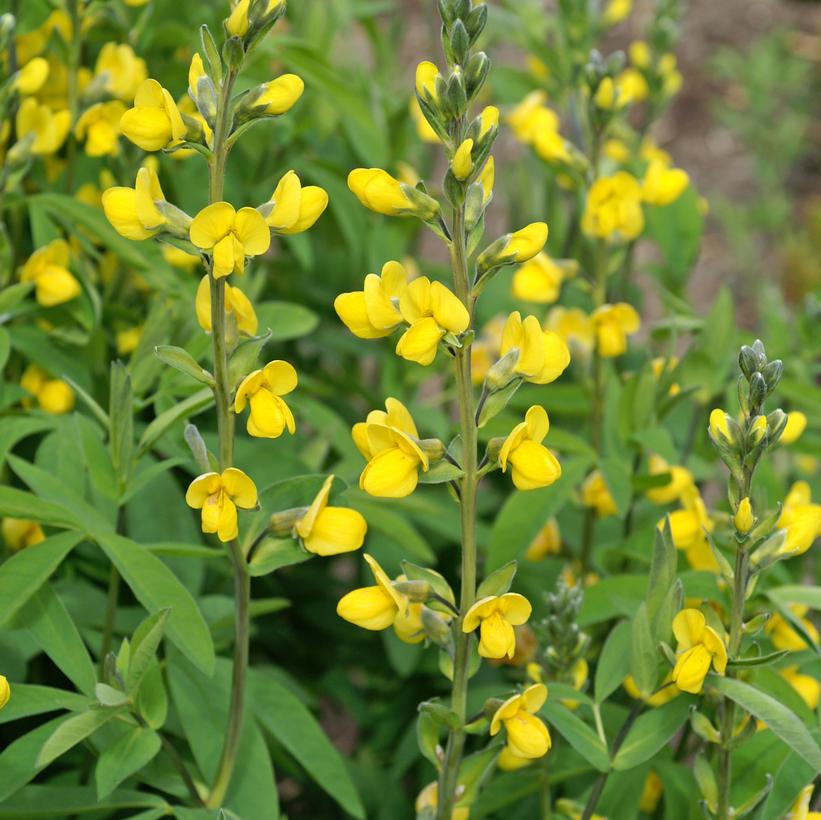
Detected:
left=437, top=188, right=478, bottom=820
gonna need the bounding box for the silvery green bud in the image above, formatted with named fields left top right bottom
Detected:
left=762, top=359, right=782, bottom=392
left=749, top=371, right=767, bottom=410
left=422, top=607, right=452, bottom=645
left=465, top=51, right=489, bottom=99
left=449, top=19, right=470, bottom=64
left=444, top=68, right=467, bottom=117
left=465, top=4, right=487, bottom=42
left=222, top=35, right=244, bottom=69
left=184, top=423, right=210, bottom=472
left=766, top=409, right=787, bottom=445
left=438, top=0, right=456, bottom=25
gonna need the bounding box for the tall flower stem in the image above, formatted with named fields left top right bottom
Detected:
left=204, top=66, right=250, bottom=810
left=437, top=135, right=479, bottom=820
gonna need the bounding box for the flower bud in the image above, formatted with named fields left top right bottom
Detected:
left=222, top=35, right=245, bottom=69
left=443, top=68, right=467, bottom=118
left=184, top=423, right=211, bottom=473
left=418, top=438, right=446, bottom=463
left=0, top=676, right=9, bottom=710
left=708, top=409, right=733, bottom=444
left=465, top=4, right=488, bottom=41
left=269, top=507, right=307, bottom=536
left=451, top=138, right=474, bottom=181
left=465, top=50, right=489, bottom=98
left=422, top=607, right=452, bottom=645
left=449, top=19, right=470, bottom=65
left=485, top=349, right=520, bottom=393
left=392, top=580, right=432, bottom=602
left=734, top=497, right=754, bottom=534
left=749, top=414, right=767, bottom=445
left=761, top=359, right=782, bottom=392
left=738, top=345, right=759, bottom=379
left=749, top=371, right=767, bottom=410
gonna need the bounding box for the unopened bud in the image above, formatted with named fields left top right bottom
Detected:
left=738, top=345, right=759, bottom=379
left=393, top=580, right=432, bottom=602
left=708, top=409, right=733, bottom=444
left=734, top=497, right=754, bottom=534
left=184, top=423, right=211, bottom=472
left=222, top=35, right=244, bottom=68
left=761, top=359, right=782, bottom=392
left=418, top=437, right=446, bottom=462
left=465, top=4, right=488, bottom=41
left=485, top=349, right=520, bottom=392
left=449, top=19, right=470, bottom=64
left=766, top=409, right=788, bottom=445
left=749, top=371, right=767, bottom=410
left=465, top=51, right=489, bottom=98
left=422, top=607, right=452, bottom=645
left=749, top=415, right=767, bottom=445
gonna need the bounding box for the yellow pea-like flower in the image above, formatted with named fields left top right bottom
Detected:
left=659, top=487, right=715, bottom=573
left=642, top=160, right=689, bottom=206
left=590, top=302, right=640, bottom=357
left=395, top=277, right=470, bottom=365
left=234, top=360, right=297, bottom=439
left=490, top=683, right=551, bottom=759
left=497, top=745, right=534, bottom=771
left=19, top=239, right=80, bottom=307
left=602, top=0, right=632, bottom=25
left=14, top=57, right=49, bottom=94
left=499, top=405, right=561, bottom=491
left=640, top=771, right=664, bottom=814
left=499, top=311, right=570, bottom=385
left=629, top=40, right=652, bottom=69
left=353, top=398, right=429, bottom=498
left=334, top=260, right=408, bottom=339
left=225, top=0, right=282, bottom=37
left=410, top=97, right=440, bottom=144
left=185, top=468, right=258, bottom=543
left=645, top=454, right=694, bottom=505
left=347, top=168, right=414, bottom=216
left=671, top=608, right=727, bottom=694
left=478, top=156, right=494, bottom=203
left=21, top=364, right=75, bottom=415
left=15, top=98, right=70, bottom=155
left=766, top=606, right=819, bottom=652
left=708, top=408, right=733, bottom=444
left=195, top=275, right=258, bottom=337
left=783, top=666, right=821, bottom=711
left=616, top=68, right=649, bottom=106
left=624, top=672, right=681, bottom=707
left=257, top=74, right=304, bottom=115
left=116, top=326, right=143, bottom=356
left=415, top=61, right=440, bottom=99
left=259, top=170, right=329, bottom=235
left=581, top=470, right=617, bottom=518
left=512, top=253, right=575, bottom=304
left=525, top=518, right=561, bottom=561
left=781, top=411, right=807, bottom=445
left=452, top=138, right=474, bottom=181
left=507, top=91, right=557, bottom=144
left=544, top=307, right=595, bottom=352
left=94, top=43, right=147, bottom=102
left=734, top=497, right=754, bottom=534
left=294, top=475, right=367, bottom=557
left=505, top=222, right=549, bottom=263
left=0, top=676, right=9, bottom=710
left=120, top=78, right=186, bottom=152
left=776, top=498, right=821, bottom=557
left=75, top=101, right=127, bottom=157
left=336, top=553, right=407, bottom=631
left=415, top=782, right=470, bottom=820
left=102, top=166, right=171, bottom=240
left=2, top=517, right=45, bottom=550
left=189, top=202, right=270, bottom=278
left=463, top=592, right=532, bottom=658
left=581, top=172, right=644, bottom=241
left=479, top=105, right=499, bottom=137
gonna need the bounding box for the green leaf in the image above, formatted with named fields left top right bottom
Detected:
left=0, top=531, right=83, bottom=626
left=0, top=416, right=54, bottom=468
left=109, top=361, right=135, bottom=488
left=630, top=602, right=658, bottom=698
left=579, top=574, right=647, bottom=626
left=0, top=486, right=81, bottom=530
left=127, top=608, right=171, bottom=695
left=36, top=707, right=122, bottom=767
left=768, top=585, right=821, bottom=611
left=0, top=785, right=167, bottom=817
left=137, top=387, right=213, bottom=455
left=646, top=522, right=677, bottom=624
left=711, top=676, right=821, bottom=772
left=350, top=497, right=436, bottom=563
left=594, top=620, right=631, bottom=704
left=94, top=532, right=214, bottom=676
left=95, top=683, right=130, bottom=707
left=417, top=459, right=465, bottom=484
left=248, top=537, right=311, bottom=576
left=486, top=456, right=592, bottom=571
left=475, top=560, right=517, bottom=600
left=600, top=456, right=632, bottom=516
left=154, top=345, right=214, bottom=386
left=95, top=726, right=162, bottom=799
left=254, top=300, right=319, bottom=342
left=248, top=666, right=365, bottom=819
left=0, top=684, right=91, bottom=726
left=612, top=696, right=693, bottom=770
left=0, top=281, right=34, bottom=314
left=540, top=700, right=610, bottom=772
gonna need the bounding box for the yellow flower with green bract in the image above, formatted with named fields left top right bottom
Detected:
left=189, top=202, right=270, bottom=278
left=496, top=310, right=570, bottom=386
left=195, top=275, right=258, bottom=337
left=15, top=98, right=70, bottom=156
left=258, top=170, right=329, bottom=234
left=336, top=553, right=409, bottom=631
left=462, top=592, right=532, bottom=658
left=490, top=683, right=551, bottom=759
left=19, top=239, right=80, bottom=307
left=334, top=260, right=408, bottom=339
left=294, top=476, right=367, bottom=557
left=120, top=78, right=186, bottom=152
left=185, top=468, right=258, bottom=543
left=499, top=405, right=561, bottom=491
left=234, top=360, right=297, bottom=439
left=671, top=608, right=727, bottom=694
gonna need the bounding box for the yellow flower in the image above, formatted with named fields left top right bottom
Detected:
left=788, top=784, right=821, bottom=820
left=15, top=98, right=70, bottom=155
left=642, top=160, right=689, bottom=206
left=75, top=101, right=127, bottom=156
left=120, top=78, right=186, bottom=152
left=225, top=0, right=284, bottom=37
left=781, top=666, right=821, bottom=711
left=498, top=311, right=570, bottom=385
left=185, top=468, right=258, bottom=542
left=490, top=683, right=551, bottom=759
left=102, top=166, right=175, bottom=241
left=505, top=223, right=549, bottom=263
left=499, top=406, right=561, bottom=491
left=479, top=106, right=500, bottom=137
left=463, top=593, right=532, bottom=658
left=395, top=277, right=469, bottom=365
left=410, top=96, right=440, bottom=143
left=259, top=170, right=329, bottom=234
left=347, top=168, right=414, bottom=216
left=415, top=61, right=440, bottom=98
left=533, top=127, right=573, bottom=164
left=14, top=57, right=49, bottom=94
left=581, top=172, right=644, bottom=241
left=478, top=156, right=494, bottom=203
left=163, top=245, right=200, bottom=271
left=19, top=239, right=80, bottom=307
left=525, top=518, right=561, bottom=560
left=415, top=782, right=470, bottom=820
left=512, top=253, right=576, bottom=303
left=234, top=361, right=297, bottom=439
left=662, top=487, right=716, bottom=572
left=195, top=275, right=258, bottom=337
left=2, top=518, right=45, bottom=550
left=651, top=355, right=680, bottom=395
left=602, top=0, right=632, bottom=25
left=507, top=92, right=557, bottom=143
left=94, top=43, right=147, bottom=102
left=593, top=77, right=620, bottom=110
left=581, top=470, right=617, bottom=518
left=603, top=138, right=630, bottom=164
left=452, top=138, right=474, bottom=181
left=708, top=408, right=733, bottom=443
left=0, top=676, right=9, bottom=710
left=640, top=771, right=663, bottom=814
left=781, top=411, right=807, bottom=445
left=590, top=302, right=640, bottom=357
left=560, top=658, right=590, bottom=709
left=354, top=398, right=429, bottom=498
left=337, top=553, right=408, bottom=630
left=734, top=497, right=754, bottom=534
left=335, top=260, right=408, bottom=340
left=776, top=486, right=821, bottom=556
left=20, top=364, right=75, bottom=414
left=645, top=455, right=694, bottom=505
left=671, top=608, right=727, bottom=694
left=629, top=40, right=652, bottom=69
left=497, top=745, right=533, bottom=771
left=615, top=68, right=649, bottom=105
left=116, top=326, right=143, bottom=355
left=256, top=74, right=304, bottom=115
left=189, top=202, right=270, bottom=278
left=766, top=607, right=819, bottom=653
left=292, top=475, right=367, bottom=557
left=624, top=673, right=680, bottom=706
left=544, top=307, right=594, bottom=352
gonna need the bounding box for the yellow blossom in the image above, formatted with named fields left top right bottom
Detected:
left=708, top=408, right=733, bottom=444
left=781, top=411, right=807, bottom=445
left=642, top=160, right=689, bottom=206
left=116, top=326, right=143, bottom=356
left=234, top=361, right=297, bottom=439
left=94, top=43, right=148, bottom=102
left=294, top=475, right=367, bottom=556
left=624, top=673, right=681, bottom=706
left=505, top=223, right=549, bottom=262
left=102, top=166, right=172, bottom=241
left=766, top=607, right=819, bottom=652
left=615, top=68, right=649, bottom=105
left=185, top=468, right=258, bottom=542
left=640, top=771, right=663, bottom=814
left=14, top=58, right=49, bottom=95
left=581, top=172, right=644, bottom=241
left=415, top=782, right=469, bottom=820
left=490, top=683, right=551, bottom=759
left=163, top=244, right=200, bottom=271
left=781, top=666, right=821, bottom=711
left=258, top=170, right=328, bottom=235
left=334, top=260, right=408, bottom=339
left=498, top=311, right=570, bottom=385
left=662, top=487, right=717, bottom=572
left=20, top=364, right=75, bottom=415
left=512, top=253, right=576, bottom=304
left=671, top=608, right=727, bottom=694
left=2, top=518, right=45, bottom=550
left=645, top=455, right=694, bottom=505
left=478, top=156, right=495, bottom=204
left=353, top=398, right=429, bottom=498
left=544, top=307, right=594, bottom=352
left=591, top=302, right=640, bottom=357
left=0, top=676, right=9, bottom=710
left=499, top=406, right=561, bottom=491
left=734, top=497, right=754, bottom=534
left=15, top=98, right=70, bottom=155
left=463, top=593, right=532, bottom=658
left=787, top=784, right=821, bottom=820
left=497, top=745, right=533, bottom=771
left=452, top=138, right=474, bottom=180
left=776, top=483, right=821, bottom=556
left=189, top=202, right=270, bottom=278
left=120, top=78, right=186, bottom=152
left=256, top=74, right=304, bottom=115
left=19, top=239, right=80, bottom=307
left=507, top=92, right=557, bottom=144
left=525, top=518, right=561, bottom=560
left=581, top=470, right=617, bottom=518
left=415, top=61, right=440, bottom=99
left=602, top=0, right=632, bottom=25
left=629, top=41, right=652, bottom=69
left=195, top=275, right=258, bottom=337
left=225, top=0, right=284, bottom=38
left=603, top=138, right=630, bottom=164
left=652, top=355, right=680, bottom=395
left=75, top=101, right=127, bottom=156
left=410, top=97, right=440, bottom=143
left=395, top=277, right=469, bottom=365
left=347, top=168, right=413, bottom=215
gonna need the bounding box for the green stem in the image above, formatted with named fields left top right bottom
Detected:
left=99, top=564, right=120, bottom=674
left=437, top=177, right=478, bottom=820
left=204, top=66, right=250, bottom=810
